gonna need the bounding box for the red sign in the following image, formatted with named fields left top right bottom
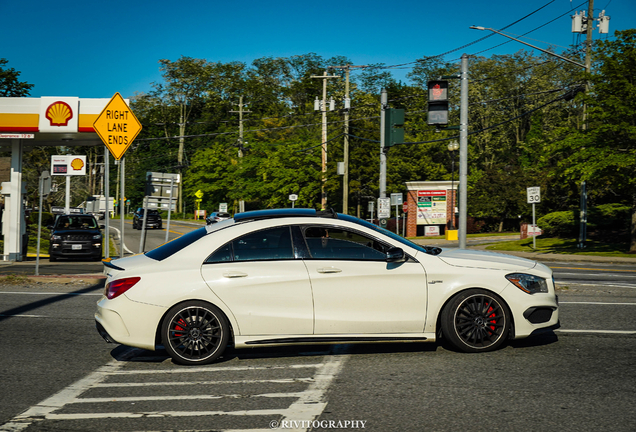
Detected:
left=403, top=203, right=408, bottom=212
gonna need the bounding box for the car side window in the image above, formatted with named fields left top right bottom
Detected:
left=205, top=226, right=294, bottom=264
left=303, top=226, right=388, bottom=261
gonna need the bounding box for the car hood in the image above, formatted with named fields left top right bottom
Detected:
left=437, top=248, right=537, bottom=271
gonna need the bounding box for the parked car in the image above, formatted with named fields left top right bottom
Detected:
left=48, top=214, right=103, bottom=262
left=132, top=208, right=162, bottom=230
left=96, top=208, right=559, bottom=366
left=205, top=211, right=231, bottom=225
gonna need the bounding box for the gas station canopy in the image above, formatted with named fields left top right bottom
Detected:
left=0, top=96, right=122, bottom=147
left=0, top=96, right=122, bottom=261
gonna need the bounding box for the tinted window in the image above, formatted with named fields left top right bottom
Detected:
left=338, top=214, right=428, bottom=254
left=55, top=215, right=98, bottom=229
left=304, top=227, right=388, bottom=261
left=145, top=227, right=208, bottom=261
left=205, top=226, right=294, bottom=263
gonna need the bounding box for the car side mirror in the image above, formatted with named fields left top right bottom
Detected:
left=386, top=247, right=407, bottom=263
left=47, top=225, right=54, bottom=230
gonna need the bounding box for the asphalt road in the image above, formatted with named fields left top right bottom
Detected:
left=0, top=277, right=634, bottom=431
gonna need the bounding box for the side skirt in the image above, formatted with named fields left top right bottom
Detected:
left=235, top=334, right=434, bottom=349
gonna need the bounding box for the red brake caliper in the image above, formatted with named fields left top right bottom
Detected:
left=487, top=306, right=496, bottom=331
left=174, top=318, right=187, bottom=337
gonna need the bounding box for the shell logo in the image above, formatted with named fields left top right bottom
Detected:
left=45, top=101, right=74, bottom=127
left=70, top=158, right=84, bottom=171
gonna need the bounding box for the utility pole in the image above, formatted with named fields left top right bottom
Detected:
left=379, top=88, right=388, bottom=199
left=329, top=64, right=366, bottom=214
left=177, top=102, right=186, bottom=214
left=311, top=70, right=339, bottom=210
left=582, top=0, right=595, bottom=131
left=230, top=96, right=251, bottom=213
left=458, top=54, right=469, bottom=249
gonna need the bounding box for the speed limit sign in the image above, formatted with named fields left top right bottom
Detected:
left=527, top=187, right=541, bottom=204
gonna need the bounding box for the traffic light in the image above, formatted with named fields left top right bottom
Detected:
left=427, top=80, right=449, bottom=126
left=384, top=108, right=405, bottom=147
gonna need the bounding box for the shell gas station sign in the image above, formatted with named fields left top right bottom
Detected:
left=93, top=93, right=142, bottom=160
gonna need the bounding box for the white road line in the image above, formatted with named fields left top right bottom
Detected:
left=0, top=349, right=140, bottom=432
left=109, top=363, right=322, bottom=374
left=557, top=329, right=636, bottom=335
left=560, top=301, right=636, bottom=305
left=554, top=272, right=636, bottom=278
left=0, top=314, right=48, bottom=318
left=95, top=378, right=314, bottom=387
left=110, top=226, right=134, bottom=254
left=74, top=392, right=305, bottom=403
left=0, top=352, right=347, bottom=432
left=556, top=282, right=636, bottom=289
left=279, top=354, right=345, bottom=431
left=45, top=409, right=288, bottom=420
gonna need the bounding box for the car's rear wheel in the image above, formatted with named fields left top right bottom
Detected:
left=441, top=289, right=510, bottom=353
left=161, top=301, right=229, bottom=365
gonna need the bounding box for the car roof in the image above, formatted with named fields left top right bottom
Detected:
left=234, top=208, right=337, bottom=222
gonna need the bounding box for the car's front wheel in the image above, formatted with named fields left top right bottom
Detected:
left=441, top=289, right=510, bottom=353
left=161, top=301, right=229, bottom=365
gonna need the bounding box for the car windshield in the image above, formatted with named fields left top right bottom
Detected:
left=137, top=209, right=159, bottom=215
left=338, top=214, right=430, bottom=254
left=55, top=215, right=98, bottom=229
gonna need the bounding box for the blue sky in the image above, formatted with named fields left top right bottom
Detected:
left=2, top=0, right=634, bottom=99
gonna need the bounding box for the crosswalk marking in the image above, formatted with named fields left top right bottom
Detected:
left=0, top=348, right=346, bottom=432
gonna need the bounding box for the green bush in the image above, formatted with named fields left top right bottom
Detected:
left=537, top=210, right=577, bottom=237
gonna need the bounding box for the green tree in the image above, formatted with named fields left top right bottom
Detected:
left=0, top=59, right=33, bottom=97
left=555, top=29, right=636, bottom=251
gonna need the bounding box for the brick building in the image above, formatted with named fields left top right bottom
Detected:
left=405, top=181, right=458, bottom=237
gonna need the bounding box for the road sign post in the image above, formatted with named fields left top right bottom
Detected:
left=378, top=197, right=390, bottom=228
left=94, top=93, right=142, bottom=258
left=527, top=187, right=541, bottom=250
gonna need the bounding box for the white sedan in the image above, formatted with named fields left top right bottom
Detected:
left=96, top=209, right=559, bottom=365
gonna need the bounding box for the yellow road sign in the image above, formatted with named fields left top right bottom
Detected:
left=195, top=190, right=204, bottom=199
left=93, top=93, right=142, bottom=160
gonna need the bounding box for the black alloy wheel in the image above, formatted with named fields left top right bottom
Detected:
left=162, top=301, right=229, bottom=365
left=441, top=289, right=510, bottom=353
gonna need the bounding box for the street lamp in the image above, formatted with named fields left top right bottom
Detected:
left=448, top=140, right=459, bottom=230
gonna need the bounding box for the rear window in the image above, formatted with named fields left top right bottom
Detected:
left=145, top=227, right=207, bottom=261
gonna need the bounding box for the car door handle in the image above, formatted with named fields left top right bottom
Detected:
left=223, top=271, right=248, bottom=278
left=317, top=267, right=342, bottom=274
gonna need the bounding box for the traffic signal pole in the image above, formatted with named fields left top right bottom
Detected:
left=379, top=89, right=387, bottom=199
left=458, top=54, right=469, bottom=249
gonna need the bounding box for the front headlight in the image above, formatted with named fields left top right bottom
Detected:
left=506, top=273, right=548, bottom=294
left=93, top=234, right=102, bottom=240
left=51, top=234, right=62, bottom=241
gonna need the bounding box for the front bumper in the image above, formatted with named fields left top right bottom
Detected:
left=50, top=242, right=102, bottom=258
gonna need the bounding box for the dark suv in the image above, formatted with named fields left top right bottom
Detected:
left=133, top=208, right=163, bottom=229
left=48, top=214, right=104, bottom=262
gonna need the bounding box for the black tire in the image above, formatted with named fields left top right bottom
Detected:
left=441, top=289, right=510, bottom=353
left=49, top=256, right=57, bottom=262
left=161, top=301, right=229, bottom=365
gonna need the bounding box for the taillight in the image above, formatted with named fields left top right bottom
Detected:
left=105, top=277, right=141, bottom=300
